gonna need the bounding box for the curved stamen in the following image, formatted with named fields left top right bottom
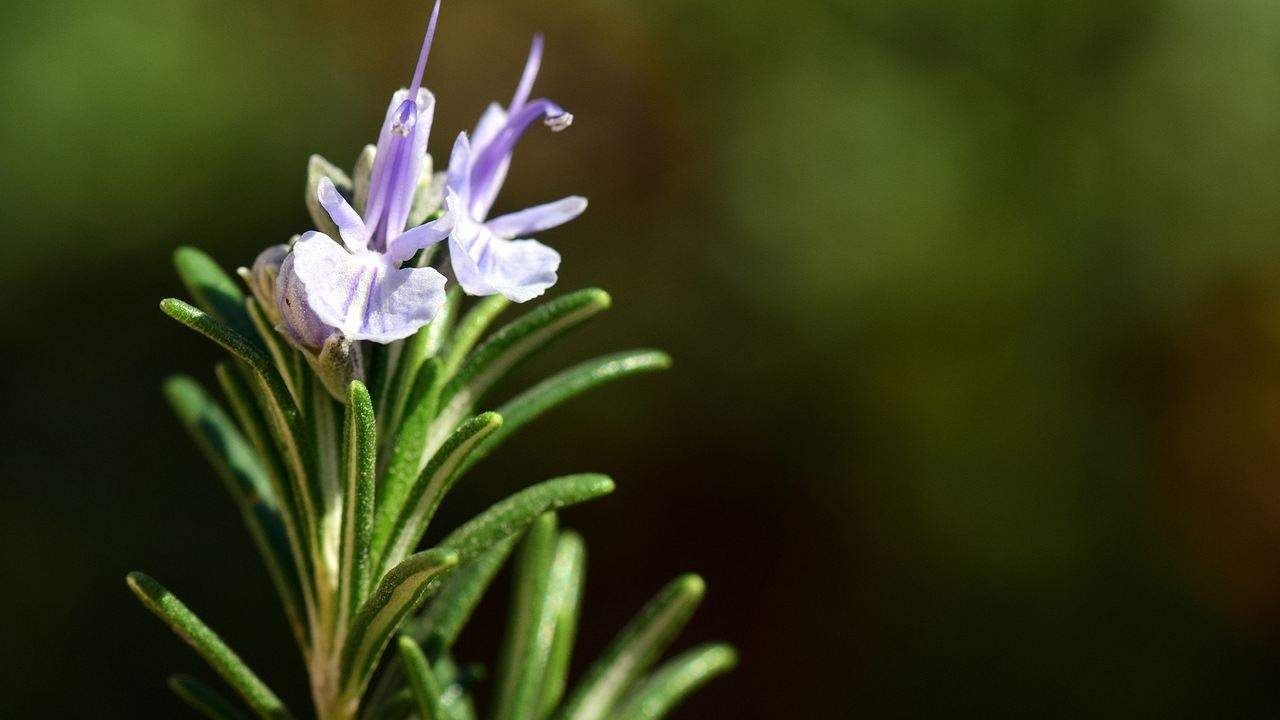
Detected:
left=510, top=34, right=544, bottom=112
left=408, top=0, right=442, bottom=98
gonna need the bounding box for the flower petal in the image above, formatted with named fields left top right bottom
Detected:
left=485, top=196, right=587, bottom=239
left=385, top=212, right=453, bottom=264
left=447, top=196, right=560, bottom=303
left=472, top=103, right=508, bottom=153
left=291, top=232, right=447, bottom=343
left=317, top=177, right=370, bottom=252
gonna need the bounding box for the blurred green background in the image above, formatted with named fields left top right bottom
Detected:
left=5, top=0, right=1280, bottom=716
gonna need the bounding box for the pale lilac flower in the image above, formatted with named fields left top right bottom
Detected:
left=278, top=1, right=450, bottom=346
left=444, top=35, right=587, bottom=303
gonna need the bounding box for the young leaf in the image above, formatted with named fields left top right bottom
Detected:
left=375, top=412, right=504, bottom=574
left=168, top=674, right=253, bottom=720
left=439, top=294, right=509, bottom=377
left=341, top=549, right=459, bottom=698
left=610, top=644, right=737, bottom=720
left=163, top=377, right=305, bottom=651
left=539, top=531, right=587, bottom=717
left=337, top=381, right=377, bottom=634
left=126, top=573, right=293, bottom=720
left=431, top=288, right=610, bottom=448
left=173, top=246, right=260, bottom=347
left=462, top=350, right=671, bottom=475
left=438, top=474, right=615, bottom=565
left=553, top=575, right=706, bottom=720
left=397, top=636, right=445, bottom=720
left=491, top=513, right=559, bottom=720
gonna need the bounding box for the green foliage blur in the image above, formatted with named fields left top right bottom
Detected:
left=5, top=0, right=1280, bottom=716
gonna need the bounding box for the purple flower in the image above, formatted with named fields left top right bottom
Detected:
left=444, top=35, right=587, bottom=303
left=279, top=1, right=450, bottom=345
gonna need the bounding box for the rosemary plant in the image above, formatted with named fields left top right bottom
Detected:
left=127, top=5, right=733, bottom=720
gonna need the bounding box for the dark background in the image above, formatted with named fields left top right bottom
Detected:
left=6, top=0, right=1280, bottom=717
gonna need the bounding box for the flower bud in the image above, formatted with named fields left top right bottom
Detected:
left=243, top=243, right=289, bottom=323
left=275, top=251, right=336, bottom=350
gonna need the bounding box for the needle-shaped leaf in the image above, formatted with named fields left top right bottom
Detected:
left=492, top=513, right=559, bottom=720
left=462, top=350, right=671, bottom=476
left=214, top=363, right=287, bottom=505
left=611, top=644, right=737, bottom=720
left=539, top=531, right=587, bottom=717
left=162, top=298, right=320, bottom=579
left=126, top=573, right=293, bottom=720
left=246, top=297, right=305, bottom=405
left=439, top=294, right=509, bottom=377
left=169, top=674, right=253, bottom=720
left=365, top=535, right=519, bottom=720
left=397, top=636, right=445, bottom=720
left=337, top=381, right=377, bottom=633
left=341, top=549, right=459, bottom=698
left=163, top=377, right=305, bottom=650
left=438, top=474, right=615, bottom=565
left=380, top=358, right=444, bottom=521
left=375, top=412, right=503, bottom=574
left=306, top=154, right=353, bottom=240
left=553, top=575, right=706, bottom=720
left=431, top=289, right=610, bottom=449
left=410, top=534, right=518, bottom=657
left=173, top=247, right=261, bottom=348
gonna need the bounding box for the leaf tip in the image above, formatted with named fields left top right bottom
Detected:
left=674, top=573, right=706, bottom=601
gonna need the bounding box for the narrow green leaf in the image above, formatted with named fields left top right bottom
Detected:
left=245, top=297, right=305, bottom=405
left=611, top=644, right=737, bottom=720
left=308, top=379, right=343, bottom=607
left=439, top=294, right=509, bottom=377
left=366, top=475, right=611, bottom=712
left=539, top=531, right=587, bottom=717
left=173, top=247, right=260, bottom=347
left=380, top=358, right=443, bottom=518
left=379, top=293, right=454, bottom=444
left=431, top=289, right=610, bottom=449
left=168, top=674, right=253, bottom=720
left=306, top=154, right=353, bottom=239
left=462, top=350, right=671, bottom=476
left=410, top=534, right=519, bottom=657
left=438, top=474, right=615, bottom=565
left=164, top=377, right=305, bottom=649
left=553, top=575, right=706, bottom=720
left=338, top=381, right=377, bottom=634
left=397, top=636, right=445, bottom=720
left=126, top=573, right=293, bottom=720
left=214, top=363, right=287, bottom=506
left=425, top=287, right=462, bottom=359
left=341, top=549, right=459, bottom=698
left=161, top=298, right=320, bottom=618
left=365, top=534, right=517, bottom=720
left=161, top=298, right=274, bottom=379
left=492, top=513, right=559, bottom=720
left=375, top=412, right=503, bottom=574
left=164, top=376, right=275, bottom=507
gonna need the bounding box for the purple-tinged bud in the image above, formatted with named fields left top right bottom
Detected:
left=241, top=243, right=289, bottom=323
left=275, top=251, right=335, bottom=350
